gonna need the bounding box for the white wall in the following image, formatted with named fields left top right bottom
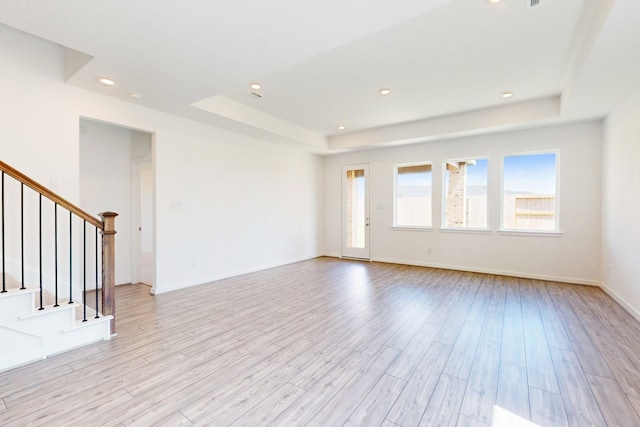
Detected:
left=0, top=24, right=323, bottom=295
left=79, top=119, right=134, bottom=285
left=323, top=121, right=603, bottom=284
left=602, top=86, right=640, bottom=319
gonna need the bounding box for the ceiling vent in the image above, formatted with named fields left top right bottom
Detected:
left=528, top=0, right=542, bottom=8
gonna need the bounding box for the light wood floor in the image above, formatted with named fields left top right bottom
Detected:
left=2, top=257, right=640, bottom=426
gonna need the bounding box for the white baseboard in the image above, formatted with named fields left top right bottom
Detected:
left=322, top=255, right=600, bottom=287
left=151, top=254, right=322, bottom=295
left=599, top=282, right=640, bottom=323
left=321, top=252, right=342, bottom=258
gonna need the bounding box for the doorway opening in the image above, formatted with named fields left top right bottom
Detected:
left=79, top=118, right=155, bottom=290
left=341, top=163, right=370, bottom=260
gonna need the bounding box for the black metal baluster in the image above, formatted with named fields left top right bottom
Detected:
left=1, top=171, right=5, bottom=293
left=20, top=184, right=25, bottom=290
left=54, top=203, right=59, bottom=307
left=95, top=227, right=99, bottom=319
left=82, top=220, right=87, bottom=322
left=69, top=211, right=73, bottom=303
left=38, top=194, right=43, bottom=310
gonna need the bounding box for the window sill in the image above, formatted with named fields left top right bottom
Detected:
left=391, top=226, right=434, bottom=232
left=440, top=227, right=492, bottom=235
left=497, top=229, right=563, bottom=237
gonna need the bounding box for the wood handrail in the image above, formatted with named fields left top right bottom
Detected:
left=0, top=160, right=103, bottom=229
left=1, top=159, right=117, bottom=335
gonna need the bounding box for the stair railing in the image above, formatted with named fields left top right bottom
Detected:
left=0, top=160, right=117, bottom=334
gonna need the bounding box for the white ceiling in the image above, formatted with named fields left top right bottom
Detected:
left=1, top=0, right=639, bottom=153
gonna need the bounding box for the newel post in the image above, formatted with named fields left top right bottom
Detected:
left=99, top=212, right=118, bottom=335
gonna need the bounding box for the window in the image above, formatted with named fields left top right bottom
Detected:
left=394, top=163, right=432, bottom=227
left=502, top=152, right=558, bottom=231
left=443, top=158, right=488, bottom=229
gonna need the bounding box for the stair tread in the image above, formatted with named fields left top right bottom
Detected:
left=18, top=303, right=79, bottom=320
left=0, top=288, right=38, bottom=298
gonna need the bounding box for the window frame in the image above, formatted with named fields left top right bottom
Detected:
left=393, top=161, right=433, bottom=229
left=499, top=150, right=561, bottom=234
left=441, top=156, right=490, bottom=232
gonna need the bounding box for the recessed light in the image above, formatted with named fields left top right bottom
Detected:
left=129, top=92, right=142, bottom=99
left=487, top=0, right=502, bottom=4
left=250, top=83, right=262, bottom=90
left=99, top=78, right=115, bottom=86
left=337, top=125, right=345, bottom=130
left=379, top=88, right=391, bottom=96
left=502, top=91, right=513, bottom=98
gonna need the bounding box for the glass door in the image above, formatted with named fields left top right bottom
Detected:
left=342, top=163, right=370, bottom=259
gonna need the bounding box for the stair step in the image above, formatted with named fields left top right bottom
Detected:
left=45, top=315, right=112, bottom=355
left=11, top=303, right=78, bottom=335
left=0, top=288, right=37, bottom=322
left=0, top=326, right=45, bottom=372
left=0, top=290, right=112, bottom=372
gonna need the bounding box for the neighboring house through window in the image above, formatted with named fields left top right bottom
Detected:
left=443, top=158, right=488, bottom=229
left=394, top=163, right=432, bottom=227
left=502, top=152, right=558, bottom=232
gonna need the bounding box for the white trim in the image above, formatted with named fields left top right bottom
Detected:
left=393, top=161, right=433, bottom=228
left=497, top=230, right=563, bottom=237
left=391, top=226, right=435, bottom=232
left=441, top=156, right=489, bottom=230
left=500, top=150, right=560, bottom=232
left=439, top=227, right=492, bottom=234
left=368, top=256, right=600, bottom=286
left=322, top=251, right=342, bottom=258
left=599, top=282, right=640, bottom=323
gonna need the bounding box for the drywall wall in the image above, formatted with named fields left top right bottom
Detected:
left=323, top=121, right=603, bottom=284
left=602, top=86, right=640, bottom=320
left=0, top=23, right=323, bottom=295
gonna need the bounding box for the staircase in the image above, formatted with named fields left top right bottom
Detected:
left=0, top=160, right=117, bottom=372
left=0, top=288, right=111, bottom=371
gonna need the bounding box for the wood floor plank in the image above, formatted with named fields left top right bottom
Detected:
left=344, top=374, right=406, bottom=426
left=287, top=327, right=372, bottom=390
left=228, top=383, right=305, bottom=427
left=562, top=320, right=614, bottom=379
left=519, top=283, right=561, bottom=393
left=528, top=387, right=568, bottom=427
left=456, top=414, right=490, bottom=427
left=418, top=374, right=467, bottom=427
left=585, top=374, right=640, bottom=426
left=157, top=412, right=194, bottom=427
left=188, top=363, right=300, bottom=425
left=2, top=356, right=149, bottom=415
left=500, top=315, right=526, bottom=368
left=305, top=345, right=400, bottom=426
left=443, top=322, right=482, bottom=380
left=2, top=258, right=640, bottom=427
left=386, top=342, right=453, bottom=427
left=549, top=347, right=607, bottom=426
left=386, top=321, right=442, bottom=380
left=479, top=301, right=504, bottom=344
left=460, top=340, right=500, bottom=425
left=269, top=351, right=371, bottom=426
left=496, top=362, right=530, bottom=422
